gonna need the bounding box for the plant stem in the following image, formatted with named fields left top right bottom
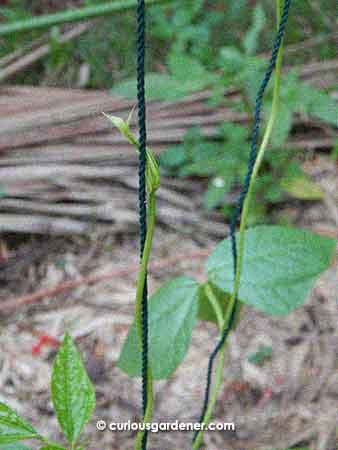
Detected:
left=0, top=0, right=172, bottom=36
left=191, top=285, right=227, bottom=450
left=192, top=2, right=285, bottom=448
left=205, top=284, right=224, bottom=330
left=134, top=192, right=156, bottom=450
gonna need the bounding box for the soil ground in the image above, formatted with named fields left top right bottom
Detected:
left=0, top=155, right=337, bottom=450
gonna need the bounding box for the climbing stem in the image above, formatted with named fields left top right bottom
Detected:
left=192, top=2, right=285, bottom=448
left=205, top=284, right=224, bottom=330
left=135, top=193, right=156, bottom=343
left=134, top=192, right=156, bottom=450
left=231, top=0, right=284, bottom=306
left=0, top=0, right=171, bottom=36
left=192, top=290, right=229, bottom=450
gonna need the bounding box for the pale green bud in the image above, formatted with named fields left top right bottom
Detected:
left=103, top=111, right=160, bottom=194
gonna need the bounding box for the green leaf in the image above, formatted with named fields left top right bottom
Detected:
left=220, top=46, right=245, bottom=73
left=198, top=283, right=230, bottom=324
left=167, top=51, right=215, bottom=87
left=271, top=102, right=293, bottom=146
left=281, top=176, right=324, bottom=201
left=308, top=90, right=338, bottom=126
left=118, top=276, right=199, bottom=379
left=207, top=226, right=336, bottom=316
left=111, top=73, right=186, bottom=101
left=111, top=66, right=214, bottom=102
left=38, top=446, right=67, bottom=450
left=243, top=3, right=266, bottom=55
left=203, top=177, right=232, bottom=211
left=198, top=283, right=242, bottom=331
left=159, top=145, right=188, bottom=169
left=0, top=403, right=42, bottom=445
left=280, top=164, right=324, bottom=200
left=51, top=333, right=96, bottom=446
left=248, top=345, right=273, bottom=366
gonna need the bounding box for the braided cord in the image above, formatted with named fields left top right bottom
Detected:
left=136, top=0, right=149, bottom=449
left=194, top=0, right=291, bottom=443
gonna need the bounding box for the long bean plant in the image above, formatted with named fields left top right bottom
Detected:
left=0, top=1, right=336, bottom=450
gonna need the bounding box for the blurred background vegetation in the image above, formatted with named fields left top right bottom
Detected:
left=0, top=0, right=337, bottom=227
left=0, top=0, right=336, bottom=87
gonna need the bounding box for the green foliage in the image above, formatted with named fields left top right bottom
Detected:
left=197, top=282, right=230, bottom=324
left=331, top=141, right=338, bottom=161
left=243, top=4, right=266, bottom=56
left=160, top=119, right=326, bottom=223
left=0, top=403, right=42, bottom=445
left=118, top=225, right=335, bottom=379
left=207, top=226, right=336, bottom=316
left=0, top=334, right=95, bottom=450
left=38, top=446, right=67, bottom=450
left=248, top=345, right=273, bottom=366
left=1, top=2, right=337, bottom=448
left=280, top=163, right=324, bottom=200
left=51, top=333, right=96, bottom=446
left=118, top=276, right=199, bottom=379
left=112, top=52, right=216, bottom=101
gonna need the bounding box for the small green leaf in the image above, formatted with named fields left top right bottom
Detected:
left=308, top=90, right=338, bottom=126
left=207, top=226, right=336, bottom=316
left=38, top=446, right=67, bottom=450
left=271, top=102, right=293, bottom=146
left=167, top=51, right=215, bottom=87
left=203, top=178, right=231, bottom=211
left=198, top=283, right=242, bottom=329
left=159, top=145, right=188, bottom=169
left=51, top=333, right=96, bottom=446
left=111, top=72, right=210, bottom=102
left=104, top=113, right=160, bottom=193
left=280, top=164, right=324, bottom=200
left=220, top=46, right=245, bottom=73
left=198, top=283, right=229, bottom=324
left=118, top=276, right=199, bottom=379
left=243, top=3, right=266, bottom=55
left=0, top=402, right=42, bottom=445
left=248, top=345, right=273, bottom=366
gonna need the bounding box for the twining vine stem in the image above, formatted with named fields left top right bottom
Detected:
left=192, top=1, right=286, bottom=448
left=134, top=193, right=156, bottom=450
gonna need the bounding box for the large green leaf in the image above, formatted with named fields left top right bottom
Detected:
left=118, top=276, right=199, bottom=379
left=207, top=226, right=336, bottom=316
left=0, top=403, right=42, bottom=445
left=51, top=333, right=96, bottom=446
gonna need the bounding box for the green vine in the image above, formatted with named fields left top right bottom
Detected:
left=192, top=1, right=285, bottom=448
left=103, top=112, right=159, bottom=450
left=0, top=0, right=172, bottom=36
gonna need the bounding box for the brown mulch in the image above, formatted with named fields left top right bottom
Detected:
left=0, top=153, right=337, bottom=450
